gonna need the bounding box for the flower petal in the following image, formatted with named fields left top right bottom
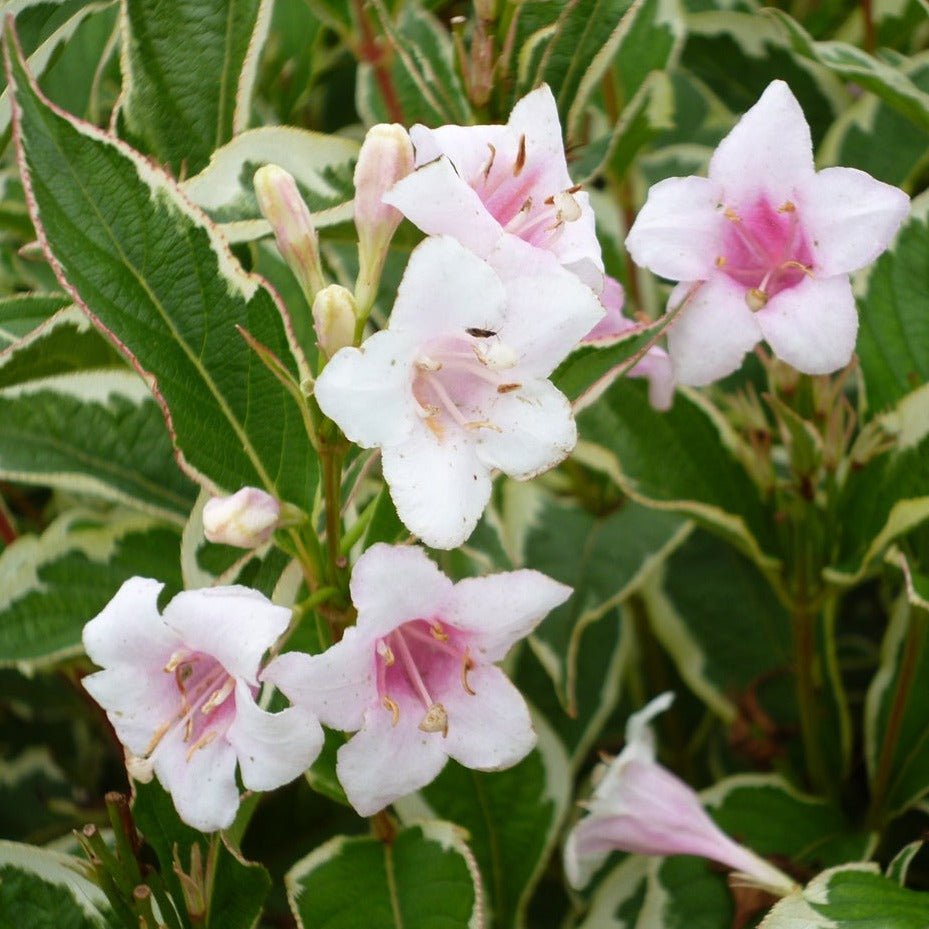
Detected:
left=314, top=330, right=419, bottom=448
left=337, top=707, right=448, bottom=816
left=151, top=723, right=240, bottom=832
left=82, top=577, right=175, bottom=669
left=625, top=175, right=725, bottom=282
left=800, top=166, right=909, bottom=276
left=448, top=570, right=572, bottom=662
left=708, top=80, right=815, bottom=203
left=262, top=635, right=375, bottom=731
left=442, top=665, right=536, bottom=769
left=162, top=586, right=291, bottom=685
left=82, top=664, right=180, bottom=757
left=382, top=425, right=492, bottom=549
left=389, top=236, right=508, bottom=336
left=349, top=543, right=454, bottom=639
left=665, top=278, right=762, bottom=386
left=227, top=681, right=323, bottom=791
left=474, top=379, right=577, bottom=480
left=757, top=274, right=858, bottom=374
left=384, top=157, right=503, bottom=257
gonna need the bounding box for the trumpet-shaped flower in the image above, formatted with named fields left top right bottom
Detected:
left=314, top=234, right=602, bottom=549
left=384, top=84, right=603, bottom=289
left=82, top=578, right=323, bottom=832
left=625, top=80, right=909, bottom=386
left=564, top=693, right=796, bottom=895
left=263, top=543, right=571, bottom=817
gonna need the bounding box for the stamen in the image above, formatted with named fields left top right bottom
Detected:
left=715, top=255, right=727, bottom=268
left=185, top=730, right=217, bottom=762
left=777, top=201, right=796, bottom=213
left=201, top=677, right=235, bottom=715
left=382, top=695, right=400, bottom=726
left=497, top=382, right=521, bottom=394
left=393, top=628, right=437, bottom=712
left=481, top=143, right=496, bottom=182
left=143, top=721, right=171, bottom=757
left=513, top=134, right=527, bottom=176
left=377, top=640, right=396, bottom=666
left=745, top=288, right=768, bottom=312
left=464, top=420, right=502, bottom=432
left=430, top=623, right=448, bottom=642
left=461, top=648, right=476, bottom=696
left=419, top=702, right=449, bottom=736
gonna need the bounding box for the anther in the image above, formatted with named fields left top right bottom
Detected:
left=201, top=677, right=235, bottom=715
left=185, top=731, right=217, bottom=762
left=746, top=288, right=768, bottom=312
left=430, top=623, right=448, bottom=642
left=461, top=649, right=476, bottom=696
left=377, top=640, right=396, bottom=666
left=382, top=695, right=400, bottom=726
left=724, top=207, right=741, bottom=222
left=715, top=255, right=727, bottom=268
left=482, top=143, right=496, bottom=182
left=419, top=702, right=449, bottom=736
left=497, top=383, right=521, bottom=393
left=777, top=201, right=796, bottom=213
left=513, top=134, right=527, bottom=176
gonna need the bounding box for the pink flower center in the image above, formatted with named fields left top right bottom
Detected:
left=718, top=197, right=814, bottom=310
left=374, top=619, right=476, bottom=736
left=412, top=331, right=522, bottom=441
left=473, top=134, right=583, bottom=249
left=144, top=649, right=240, bottom=762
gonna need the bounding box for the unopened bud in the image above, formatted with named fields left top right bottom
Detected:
left=313, top=285, right=357, bottom=359
left=254, top=165, right=326, bottom=301
left=203, top=487, right=280, bottom=548
left=354, top=125, right=414, bottom=314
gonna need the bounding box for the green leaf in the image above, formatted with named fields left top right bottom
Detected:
left=0, top=511, right=182, bottom=670
left=821, top=53, right=929, bottom=188
left=0, top=840, right=115, bottom=929
left=577, top=379, right=782, bottom=573
left=761, top=864, right=929, bottom=929
left=356, top=0, right=471, bottom=128
left=0, top=291, right=70, bottom=351
left=286, top=821, right=482, bottom=929
left=864, top=554, right=929, bottom=822
left=180, top=126, right=358, bottom=233
left=0, top=0, right=115, bottom=143
left=116, top=0, right=272, bottom=176
left=888, top=841, right=923, bottom=886
left=768, top=8, right=929, bottom=133
left=828, top=422, right=929, bottom=584
left=0, top=371, right=197, bottom=522
left=7, top=28, right=319, bottom=510
left=0, top=747, right=76, bottom=843
left=857, top=189, right=929, bottom=415
left=396, top=714, right=570, bottom=929
left=524, top=495, right=687, bottom=714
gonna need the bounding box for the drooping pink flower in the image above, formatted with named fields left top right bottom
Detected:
left=384, top=85, right=603, bottom=289
left=625, top=80, right=909, bottom=386
left=82, top=578, right=323, bottom=832
left=582, top=275, right=675, bottom=410
left=313, top=234, right=602, bottom=549
left=262, top=543, right=571, bottom=817
left=564, top=693, right=796, bottom=895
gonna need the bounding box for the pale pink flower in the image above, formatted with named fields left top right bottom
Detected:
left=314, top=234, right=602, bottom=549
left=202, top=487, right=280, bottom=548
left=564, top=693, right=796, bottom=895
left=263, top=543, right=571, bottom=817
left=384, top=84, right=603, bottom=289
left=82, top=578, right=323, bottom=832
left=625, top=80, right=909, bottom=386
left=582, top=275, right=675, bottom=410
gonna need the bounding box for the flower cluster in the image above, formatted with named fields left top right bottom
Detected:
left=316, top=85, right=605, bottom=549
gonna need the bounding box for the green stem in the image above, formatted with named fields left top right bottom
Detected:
left=791, top=594, right=830, bottom=794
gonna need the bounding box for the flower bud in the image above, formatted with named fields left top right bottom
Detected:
left=353, top=124, right=414, bottom=314
left=313, top=285, right=357, bottom=359
left=254, top=165, right=326, bottom=301
left=203, top=487, right=280, bottom=548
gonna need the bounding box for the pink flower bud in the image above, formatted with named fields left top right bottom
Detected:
left=203, top=487, right=280, bottom=548
left=353, top=124, right=414, bottom=314
left=313, top=285, right=357, bottom=359
left=254, top=165, right=326, bottom=300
